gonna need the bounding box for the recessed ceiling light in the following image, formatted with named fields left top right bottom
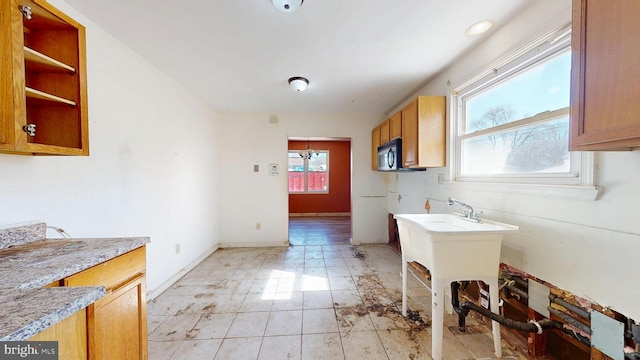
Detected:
left=465, top=20, right=494, bottom=36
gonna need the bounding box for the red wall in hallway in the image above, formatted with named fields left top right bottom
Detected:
left=288, top=140, right=351, bottom=214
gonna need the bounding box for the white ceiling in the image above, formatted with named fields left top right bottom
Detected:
left=64, top=0, right=530, bottom=115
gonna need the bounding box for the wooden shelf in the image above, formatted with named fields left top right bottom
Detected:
left=24, top=46, right=75, bottom=73
left=26, top=87, right=76, bottom=106
left=1, top=0, right=88, bottom=155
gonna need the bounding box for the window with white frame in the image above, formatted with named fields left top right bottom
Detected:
left=288, top=151, right=329, bottom=193
left=452, top=26, right=590, bottom=186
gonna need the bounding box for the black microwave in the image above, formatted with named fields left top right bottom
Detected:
left=377, top=138, right=402, bottom=171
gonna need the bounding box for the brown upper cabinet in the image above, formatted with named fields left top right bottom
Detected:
left=0, top=0, right=89, bottom=155
left=401, top=96, right=446, bottom=168
left=389, top=111, right=402, bottom=140
left=380, top=119, right=390, bottom=144
left=378, top=112, right=401, bottom=147
left=371, top=125, right=381, bottom=170
left=570, top=0, right=640, bottom=150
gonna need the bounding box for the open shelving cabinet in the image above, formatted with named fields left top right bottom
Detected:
left=1, top=0, right=88, bottom=155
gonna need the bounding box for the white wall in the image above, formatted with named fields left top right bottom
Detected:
left=9, top=0, right=633, bottom=323
left=384, top=0, right=640, bottom=320
left=0, top=1, right=220, bottom=299
left=216, top=112, right=387, bottom=247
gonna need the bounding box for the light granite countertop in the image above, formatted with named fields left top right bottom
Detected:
left=0, top=223, right=150, bottom=340
left=0, top=287, right=106, bottom=341
left=0, top=237, right=150, bottom=289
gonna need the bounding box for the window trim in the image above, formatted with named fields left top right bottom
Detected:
left=287, top=150, right=329, bottom=194
left=448, top=24, right=600, bottom=200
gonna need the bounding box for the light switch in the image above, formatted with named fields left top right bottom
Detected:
left=254, top=165, right=259, bottom=172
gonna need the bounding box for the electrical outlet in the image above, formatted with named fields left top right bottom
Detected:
left=175, top=243, right=180, bottom=254
left=256, top=222, right=261, bottom=230
left=437, top=174, right=445, bottom=184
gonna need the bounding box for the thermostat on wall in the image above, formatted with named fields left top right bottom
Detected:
left=269, top=164, right=279, bottom=176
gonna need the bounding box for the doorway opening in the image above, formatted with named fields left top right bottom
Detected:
left=287, top=137, right=352, bottom=246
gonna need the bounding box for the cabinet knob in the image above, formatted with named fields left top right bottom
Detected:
left=19, top=5, right=33, bottom=20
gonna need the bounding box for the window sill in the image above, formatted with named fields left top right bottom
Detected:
left=442, top=181, right=600, bottom=201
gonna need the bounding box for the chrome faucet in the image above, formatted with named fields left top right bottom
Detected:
left=447, top=197, right=481, bottom=222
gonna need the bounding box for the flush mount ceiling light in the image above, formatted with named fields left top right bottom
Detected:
left=288, top=76, right=309, bottom=92
left=272, top=0, right=303, bottom=13
left=465, top=20, right=494, bottom=36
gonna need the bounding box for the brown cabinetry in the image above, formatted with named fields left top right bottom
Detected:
left=64, top=247, right=148, bottom=360
left=0, top=0, right=89, bottom=155
left=29, top=308, right=87, bottom=360
left=380, top=119, right=390, bottom=144
left=371, top=125, right=381, bottom=170
left=370, top=96, right=446, bottom=170
left=570, top=0, right=640, bottom=150
left=379, top=112, right=401, bottom=147
left=401, top=96, right=446, bottom=168
left=389, top=111, right=402, bottom=140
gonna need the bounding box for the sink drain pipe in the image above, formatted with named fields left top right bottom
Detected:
left=451, top=282, right=574, bottom=335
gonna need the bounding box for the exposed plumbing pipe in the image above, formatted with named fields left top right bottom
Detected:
left=547, top=307, right=591, bottom=335
left=451, top=282, right=468, bottom=330
left=499, top=278, right=528, bottom=300
left=548, top=294, right=590, bottom=320
left=451, top=282, right=558, bottom=333
left=502, top=271, right=528, bottom=288
left=462, top=300, right=566, bottom=333
left=451, top=282, right=591, bottom=347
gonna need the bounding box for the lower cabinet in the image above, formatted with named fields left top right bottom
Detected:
left=29, top=308, right=87, bottom=360
left=64, top=247, right=148, bottom=360
left=88, top=274, right=147, bottom=360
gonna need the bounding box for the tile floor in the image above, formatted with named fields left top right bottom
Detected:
left=148, top=244, right=527, bottom=359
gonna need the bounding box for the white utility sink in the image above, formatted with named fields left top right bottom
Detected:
left=394, top=213, right=518, bottom=360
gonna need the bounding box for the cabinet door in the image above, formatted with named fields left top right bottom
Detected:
left=371, top=125, right=381, bottom=170
left=417, top=96, right=446, bottom=167
left=401, top=99, right=418, bottom=167
left=0, top=0, right=89, bottom=155
left=570, top=0, right=640, bottom=150
left=88, top=274, right=147, bottom=360
left=30, top=308, right=87, bottom=360
left=0, top=1, right=8, bottom=146
left=389, top=111, right=402, bottom=140
left=0, top=0, right=23, bottom=149
left=380, top=119, right=390, bottom=144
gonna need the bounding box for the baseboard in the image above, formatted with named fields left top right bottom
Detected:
left=289, top=212, right=351, bottom=217
left=219, top=240, right=289, bottom=248
left=146, top=244, right=219, bottom=301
